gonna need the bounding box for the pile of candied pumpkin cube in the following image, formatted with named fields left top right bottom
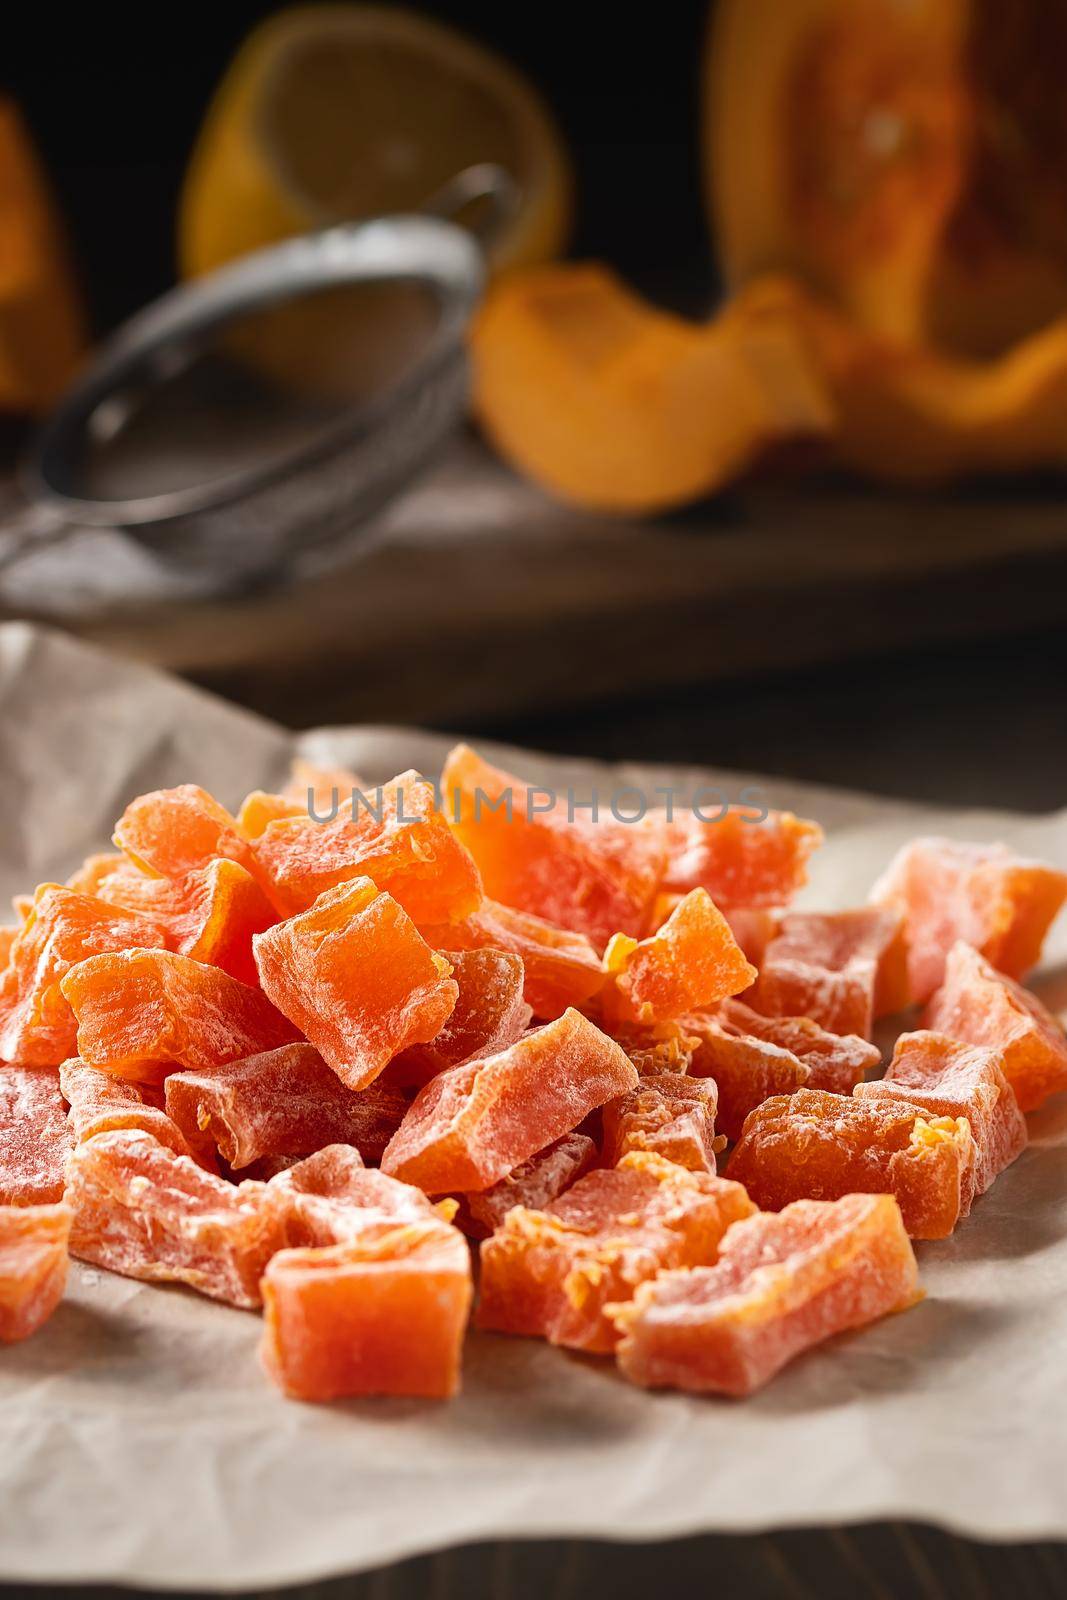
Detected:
left=2, top=742, right=1066, bottom=1403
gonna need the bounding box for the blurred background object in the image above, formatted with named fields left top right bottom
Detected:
left=178, top=4, right=572, bottom=283
left=2, top=0, right=1067, bottom=810
left=0, top=98, right=85, bottom=414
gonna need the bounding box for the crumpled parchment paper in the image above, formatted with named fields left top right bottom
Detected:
left=1, top=621, right=1066, bottom=1590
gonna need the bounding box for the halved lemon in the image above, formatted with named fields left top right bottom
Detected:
left=179, top=4, right=572, bottom=281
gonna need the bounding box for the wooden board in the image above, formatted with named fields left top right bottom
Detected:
left=4, top=436, right=1067, bottom=725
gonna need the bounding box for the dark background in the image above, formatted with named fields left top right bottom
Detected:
left=6, top=1, right=717, bottom=334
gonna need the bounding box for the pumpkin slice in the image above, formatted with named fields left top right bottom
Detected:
left=471, top=261, right=832, bottom=514
left=728, top=275, right=1067, bottom=483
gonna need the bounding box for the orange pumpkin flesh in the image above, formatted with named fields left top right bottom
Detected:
left=707, top=0, right=1067, bottom=360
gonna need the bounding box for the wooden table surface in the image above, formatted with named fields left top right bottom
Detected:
left=5, top=437, right=1067, bottom=734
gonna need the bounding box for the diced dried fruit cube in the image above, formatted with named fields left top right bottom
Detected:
left=61, top=1057, right=207, bottom=1163
left=603, top=889, right=756, bottom=1025
left=722, top=906, right=780, bottom=969
left=0, top=886, right=169, bottom=1066
left=658, top=805, right=823, bottom=908
left=382, top=1009, right=638, bottom=1193
left=606, top=1019, right=700, bottom=1076
left=752, top=907, right=909, bottom=1038
left=266, top=1143, right=443, bottom=1245
left=441, top=743, right=665, bottom=948
left=476, top=1150, right=755, bottom=1353
left=261, top=1220, right=472, bottom=1400
left=94, top=858, right=278, bottom=986
left=612, top=1194, right=919, bottom=1395
left=253, top=878, right=458, bottom=1091
left=164, top=1044, right=407, bottom=1170
left=689, top=1005, right=880, bottom=1142
left=419, top=899, right=604, bottom=1020
left=925, top=940, right=1067, bottom=1112
left=253, top=769, right=482, bottom=923
left=64, top=854, right=127, bottom=896
left=727, top=1088, right=975, bottom=1239
left=61, top=949, right=299, bottom=1084
left=871, top=836, right=1067, bottom=1001
left=387, top=949, right=531, bottom=1088
left=0, top=1065, right=71, bottom=1205
left=236, top=792, right=305, bottom=840
left=856, top=1030, right=1026, bottom=1196
left=114, top=784, right=261, bottom=882
left=66, top=1131, right=282, bottom=1307
left=720, top=1000, right=881, bottom=1090
left=685, top=1014, right=811, bottom=1142
left=461, top=1133, right=597, bottom=1240
left=601, top=1073, right=720, bottom=1173
left=284, top=756, right=367, bottom=807
left=0, top=1202, right=71, bottom=1343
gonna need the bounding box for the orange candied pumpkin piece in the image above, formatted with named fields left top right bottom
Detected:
left=262, top=1220, right=472, bottom=1401
left=690, top=1005, right=880, bottom=1140
left=66, top=1130, right=283, bottom=1306
left=440, top=743, right=665, bottom=949
left=657, top=805, right=823, bottom=908
left=387, top=948, right=531, bottom=1089
left=723, top=906, right=780, bottom=970
left=164, top=1043, right=407, bottom=1171
left=60, top=948, right=299, bottom=1085
left=0, top=1064, right=71, bottom=1205
left=612, top=1194, right=920, bottom=1396
left=94, top=857, right=277, bottom=986
left=382, top=1008, right=637, bottom=1194
left=461, top=1132, right=597, bottom=1240
left=602, top=1018, right=700, bottom=1076
left=603, top=888, right=756, bottom=1025
left=650, top=897, right=780, bottom=971
left=252, top=769, right=482, bottom=923
left=236, top=791, right=306, bottom=841
left=260, top=1144, right=471, bottom=1400
left=752, top=906, right=909, bottom=1039
left=871, top=836, right=1067, bottom=1002
left=925, top=940, right=1067, bottom=1112
left=0, top=1202, right=71, bottom=1343
left=60, top=1057, right=209, bottom=1165
left=720, top=1000, right=881, bottom=1090
left=0, top=885, right=169, bottom=1067
left=284, top=756, right=368, bottom=807
left=418, top=898, right=604, bottom=1020
left=476, top=1150, right=755, bottom=1353
left=64, top=854, right=127, bottom=896
left=601, top=1072, right=720, bottom=1174
left=114, top=784, right=262, bottom=884
left=728, top=1088, right=975, bottom=1239
left=265, top=1144, right=441, bottom=1244
left=856, top=1030, right=1026, bottom=1197
left=685, top=1014, right=812, bottom=1142
left=252, top=877, right=458, bottom=1092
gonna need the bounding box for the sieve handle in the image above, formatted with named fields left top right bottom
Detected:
left=0, top=500, right=76, bottom=577
left=421, top=162, right=520, bottom=258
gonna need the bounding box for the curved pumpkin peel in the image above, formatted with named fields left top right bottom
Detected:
left=0, top=99, right=86, bottom=414
left=471, top=263, right=834, bottom=514
left=706, top=0, right=1067, bottom=360
left=727, top=275, right=1067, bottom=484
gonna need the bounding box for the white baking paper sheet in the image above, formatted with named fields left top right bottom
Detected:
left=1, top=621, right=1066, bottom=1589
